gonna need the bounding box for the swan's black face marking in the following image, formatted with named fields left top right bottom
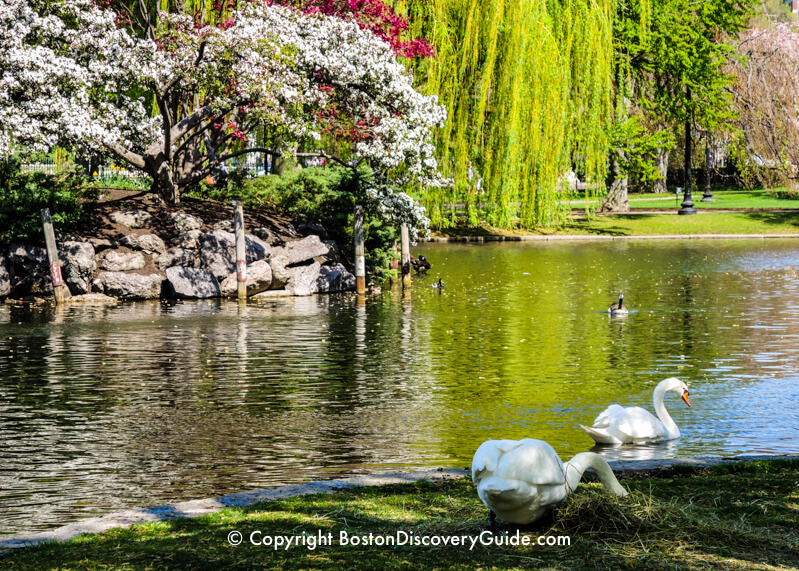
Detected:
left=681, top=390, right=691, bottom=408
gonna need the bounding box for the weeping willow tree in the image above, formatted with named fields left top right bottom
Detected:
left=394, top=0, right=653, bottom=228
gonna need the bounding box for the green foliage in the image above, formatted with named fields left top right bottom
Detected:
left=0, top=158, right=97, bottom=245
left=767, top=187, right=799, bottom=200
left=403, top=0, right=617, bottom=229
left=612, top=118, right=673, bottom=184
left=189, top=167, right=399, bottom=277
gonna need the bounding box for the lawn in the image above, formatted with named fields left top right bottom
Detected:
left=2, top=459, right=798, bottom=570
left=569, top=188, right=799, bottom=211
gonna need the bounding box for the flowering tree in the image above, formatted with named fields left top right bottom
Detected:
left=0, top=0, right=445, bottom=233
left=727, top=22, right=799, bottom=183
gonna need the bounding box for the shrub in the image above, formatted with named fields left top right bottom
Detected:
left=0, top=158, right=98, bottom=245
left=767, top=186, right=799, bottom=199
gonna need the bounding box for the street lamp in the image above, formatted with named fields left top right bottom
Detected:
left=679, top=91, right=697, bottom=215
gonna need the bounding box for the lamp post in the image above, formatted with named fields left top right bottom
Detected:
left=701, top=133, right=715, bottom=202
left=679, top=92, right=697, bottom=215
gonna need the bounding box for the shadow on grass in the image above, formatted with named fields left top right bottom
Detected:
left=744, top=211, right=799, bottom=228
left=3, top=463, right=799, bottom=570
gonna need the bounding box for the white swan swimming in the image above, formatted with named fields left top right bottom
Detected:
left=580, top=377, right=691, bottom=445
left=472, top=439, right=628, bottom=525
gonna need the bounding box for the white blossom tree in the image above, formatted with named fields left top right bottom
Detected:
left=0, top=0, right=445, bottom=231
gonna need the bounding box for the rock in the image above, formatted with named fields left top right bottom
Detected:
left=317, top=263, right=356, bottom=293
left=64, top=293, right=117, bottom=304
left=288, top=261, right=322, bottom=296
left=58, top=241, right=96, bottom=295
left=296, top=221, right=328, bottom=240
left=110, top=209, right=153, bottom=228
left=220, top=260, right=272, bottom=297
left=269, top=235, right=330, bottom=267
left=157, top=247, right=198, bottom=270
left=251, top=227, right=284, bottom=247
left=173, top=229, right=203, bottom=250
left=252, top=289, right=294, bottom=298
left=121, top=233, right=166, bottom=254
left=320, top=240, right=344, bottom=265
left=213, top=220, right=234, bottom=232
left=94, top=272, right=163, bottom=299
left=266, top=256, right=291, bottom=289
left=99, top=250, right=146, bottom=272
left=0, top=255, right=10, bottom=297
left=8, top=243, right=47, bottom=265
left=7, top=243, right=49, bottom=296
left=200, top=230, right=271, bottom=279
left=167, top=212, right=203, bottom=233
left=165, top=267, right=220, bottom=299
left=87, top=237, right=115, bottom=252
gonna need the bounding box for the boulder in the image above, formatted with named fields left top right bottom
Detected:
left=200, top=229, right=270, bottom=279
left=110, top=209, right=153, bottom=228
left=8, top=243, right=46, bottom=265
left=173, top=229, right=203, bottom=250
left=99, top=250, right=146, bottom=272
left=165, top=267, right=220, bottom=299
left=220, top=260, right=272, bottom=297
left=269, top=235, right=330, bottom=267
left=7, top=243, right=49, bottom=295
left=121, top=233, right=166, bottom=254
left=266, top=256, right=291, bottom=289
left=296, top=221, right=328, bottom=240
left=288, top=261, right=322, bottom=296
left=317, top=263, right=356, bottom=293
left=58, top=241, right=96, bottom=295
left=94, top=271, right=163, bottom=299
left=0, top=255, right=10, bottom=297
left=157, top=247, right=198, bottom=270
left=251, top=226, right=284, bottom=247
left=87, top=237, right=115, bottom=252
left=213, top=220, right=234, bottom=232
left=167, top=212, right=203, bottom=234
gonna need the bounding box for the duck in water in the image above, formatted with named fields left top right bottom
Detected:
left=411, top=255, right=432, bottom=273
left=608, top=293, right=628, bottom=315
left=432, top=278, right=445, bottom=289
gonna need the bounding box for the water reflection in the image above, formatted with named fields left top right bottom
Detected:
left=2, top=239, right=799, bottom=537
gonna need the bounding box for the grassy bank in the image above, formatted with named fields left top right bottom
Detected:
left=433, top=211, right=799, bottom=238
left=3, top=459, right=798, bottom=570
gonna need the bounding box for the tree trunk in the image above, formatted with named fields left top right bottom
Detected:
left=600, top=152, right=629, bottom=212
left=147, top=155, right=179, bottom=204
left=653, top=148, right=669, bottom=193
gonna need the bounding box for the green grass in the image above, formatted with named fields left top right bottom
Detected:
left=561, top=211, right=799, bottom=236
left=3, top=459, right=798, bottom=570
left=626, top=189, right=799, bottom=210
left=433, top=211, right=799, bottom=238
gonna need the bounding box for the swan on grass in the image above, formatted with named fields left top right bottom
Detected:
left=580, top=377, right=691, bottom=445
left=472, top=439, right=627, bottom=526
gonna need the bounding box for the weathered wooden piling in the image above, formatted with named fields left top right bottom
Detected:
left=400, top=224, right=411, bottom=288
left=40, top=208, right=71, bottom=303
left=354, top=205, right=366, bottom=295
left=233, top=201, right=247, bottom=299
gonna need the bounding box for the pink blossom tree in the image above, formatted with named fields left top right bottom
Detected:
left=0, top=0, right=444, bottom=232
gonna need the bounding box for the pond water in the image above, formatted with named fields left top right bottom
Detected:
left=2, top=238, right=799, bottom=538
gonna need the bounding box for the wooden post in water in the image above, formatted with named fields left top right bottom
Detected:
left=354, top=205, right=366, bottom=295
left=233, top=201, right=247, bottom=299
left=400, top=223, right=411, bottom=289
left=40, top=208, right=71, bottom=303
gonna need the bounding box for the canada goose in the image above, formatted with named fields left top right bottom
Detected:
left=580, top=377, right=691, bottom=444
left=609, top=293, right=628, bottom=315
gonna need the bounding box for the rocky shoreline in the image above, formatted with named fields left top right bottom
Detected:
left=0, top=203, right=356, bottom=303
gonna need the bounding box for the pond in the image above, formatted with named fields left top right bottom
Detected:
left=2, top=238, right=799, bottom=538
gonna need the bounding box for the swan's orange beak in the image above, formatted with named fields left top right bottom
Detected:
left=681, top=390, right=691, bottom=408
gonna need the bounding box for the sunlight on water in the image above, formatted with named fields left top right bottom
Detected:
left=1, top=238, right=799, bottom=537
